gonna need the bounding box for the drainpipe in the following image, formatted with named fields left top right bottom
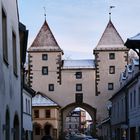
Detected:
left=125, top=88, right=129, bottom=140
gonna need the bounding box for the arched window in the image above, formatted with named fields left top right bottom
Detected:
left=5, top=109, right=10, bottom=140
left=33, top=123, right=41, bottom=135
left=13, top=114, right=19, bottom=140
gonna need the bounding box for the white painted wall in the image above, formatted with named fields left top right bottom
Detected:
left=0, top=0, right=21, bottom=139
left=23, top=89, right=32, bottom=130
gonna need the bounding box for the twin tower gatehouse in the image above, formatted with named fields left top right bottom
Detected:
left=28, top=18, right=129, bottom=139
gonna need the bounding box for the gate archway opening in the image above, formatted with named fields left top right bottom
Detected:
left=61, top=102, right=96, bottom=138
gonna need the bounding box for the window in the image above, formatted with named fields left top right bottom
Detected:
left=75, top=72, right=82, bottom=79
left=28, top=100, right=30, bottom=114
left=26, top=99, right=28, bottom=113
left=76, top=84, right=82, bottom=91
left=69, top=124, right=71, bottom=129
left=12, top=32, right=17, bottom=75
left=134, top=90, right=136, bottom=107
left=42, top=66, right=48, bottom=75
left=75, top=124, right=78, bottom=129
left=130, top=92, right=132, bottom=109
left=45, top=110, right=51, bottom=118
left=109, top=53, right=115, bottom=59
left=34, top=110, right=39, bottom=118
left=49, top=84, right=54, bottom=91
left=42, top=54, right=48, bottom=60
left=109, top=66, right=115, bottom=74
left=2, top=8, right=8, bottom=63
left=35, top=126, right=40, bottom=135
left=138, top=87, right=140, bottom=105
left=75, top=93, right=83, bottom=103
left=108, top=83, right=114, bottom=90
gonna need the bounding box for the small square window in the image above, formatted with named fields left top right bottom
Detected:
left=76, top=84, right=82, bottom=91
left=42, top=54, right=48, bottom=60
left=34, top=110, right=39, bottom=118
left=75, top=93, right=83, bottom=103
left=42, top=66, right=48, bottom=75
left=109, top=66, right=115, bottom=74
left=109, top=53, right=115, bottom=59
left=49, top=84, right=54, bottom=91
left=108, top=83, right=114, bottom=90
left=45, top=110, right=51, bottom=118
left=75, top=72, right=82, bottom=79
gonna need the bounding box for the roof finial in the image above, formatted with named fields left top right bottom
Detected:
left=109, top=6, right=115, bottom=21
left=43, top=6, right=46, bottom=20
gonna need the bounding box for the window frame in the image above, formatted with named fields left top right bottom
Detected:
left=139, top=87, right=140, bottom=105
left=49, top=84, right=54, bottom=91
left=12, top=31, right=18, bottom=76
left=42, top=54, right=48, bottom=60
left=108, top=83, right=114, bottom=90
left=34, top=110, right=39, bottom=118
left=109, top=53, right=115, bottom=60
left=2, top=7, right=8, bottom=64
left=75, top=72, right=82, bottom=79
left=42, top=66, right=48, bottom=75
left=35, top=126, right=41, bottom=135
left=76, top=84, right=82, bottom=91
left=45, top=110, right=51, bottom=118
left=109, top=66, right=115, bottom=74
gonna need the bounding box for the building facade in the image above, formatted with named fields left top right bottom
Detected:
left=23, top=85, right=35, bottom=140
left=0, top=0, right=22, bottom=140
left=110, top=58, right=140, bottom=140
left=65, top=108, right=86, bottom=134
left=27, top=17, right=129, bottom=138
left=32, top=92, right=60, bottom=140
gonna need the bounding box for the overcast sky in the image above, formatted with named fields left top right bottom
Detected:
left=18, top=0, right=140, bottom=59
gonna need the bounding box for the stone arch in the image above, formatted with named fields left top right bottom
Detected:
left=43, top=122, right=53, bottom=136
left=33, top=122, right=42, bottom=140
left=13, top=113, right=20, bottom=140
left=61, top=102, right=96, bottom=136
left=33, top=122, right=42, bottom=129
left=5, top=107, right=10, bottom=140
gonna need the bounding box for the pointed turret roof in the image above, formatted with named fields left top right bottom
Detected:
left=95, top=20, right=127, bottom=50
left=28, top=20, right=63, bottom=52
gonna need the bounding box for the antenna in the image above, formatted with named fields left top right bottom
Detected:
left=109, top=6, right=115, bottom=21
left=43, top=6, right=46, bottom=20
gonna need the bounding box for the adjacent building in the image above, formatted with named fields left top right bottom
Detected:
left=27, top=17, right=129, bottom=138
left=32, top=92, right=60, bottom=140
left=23, top=85, right=35, bottom=140
left=65, top=108, right=86, bottom=134
left=110, top=58, right=139, bottom=140
left=0, top=0, right=22, bottom=139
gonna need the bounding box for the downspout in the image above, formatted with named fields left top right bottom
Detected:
left=125, top=88, right=129, bottom=140
left=21, top=65, right=24, bottom=140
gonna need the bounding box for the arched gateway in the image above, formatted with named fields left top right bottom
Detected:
left=61, top=103, right=96, bottom=135
left=28, top=19, right=129, bottom=139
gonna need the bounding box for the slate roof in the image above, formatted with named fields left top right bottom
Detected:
left=63, top=59, right=95, bottom=69
left=125, top=33, right=140, bottom=49
left=95, top=20, right=126, bottom=50
left=32, top=92, right=59, bottom=107
left=28, top=20, right=62, bottom=52
left=129, top=33, right=140, bottom=40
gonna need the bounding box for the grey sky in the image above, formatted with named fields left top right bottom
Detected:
left=18, top=0, right=140, bottom=59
